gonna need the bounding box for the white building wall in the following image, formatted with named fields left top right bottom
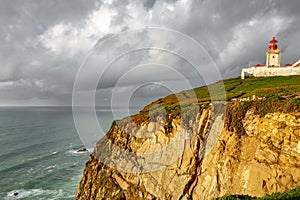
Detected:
left=241, top=67, right=300, bottom=79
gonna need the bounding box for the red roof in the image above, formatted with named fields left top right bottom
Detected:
left=295, top=63, right=300, bottom=67
left=270, top=36, right=278, bottom=43
left=285, top=63, right=293, bottom=66
left=254, top=64, right=264, bottom=67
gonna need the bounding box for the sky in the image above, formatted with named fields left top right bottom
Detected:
left=1, top=0, right=300, bottom=107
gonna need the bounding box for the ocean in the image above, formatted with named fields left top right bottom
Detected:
left=0, top=107, right=127, bottom=200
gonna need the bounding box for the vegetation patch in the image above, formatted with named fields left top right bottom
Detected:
left=252, top=95, right=300, bottom=117
left=212, top=186, right=300, bottom=199
left=100, top=172, right=109, bottom=187
left=225, top=101, right=251, bottom=137
left=113, top=190, right=125, bottom=200
left=111, top=76, right=300, bottom=127
left=225, top=94, right=300, bottom=137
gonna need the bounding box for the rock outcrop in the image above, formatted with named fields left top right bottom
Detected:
left=75, top=100, right=300, bottom=199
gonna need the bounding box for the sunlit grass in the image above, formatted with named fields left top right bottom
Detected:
left=130, top=75, right=300, bottom=124
left=213, top=185, right=300, bottom=199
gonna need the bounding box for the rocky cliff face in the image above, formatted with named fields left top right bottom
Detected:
left=75, top=100, right=300, bottom=199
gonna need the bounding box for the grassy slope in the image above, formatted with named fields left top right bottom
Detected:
left=220, top=75, right=300, bottom=99
left=143, top=75, right=300, bottom=110
left=129, top=75, right=300, bottom=124
left=213, top=186, right=300, bottom=200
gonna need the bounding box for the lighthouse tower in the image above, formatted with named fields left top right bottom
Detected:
left=266, top=36, right=281, bottom=67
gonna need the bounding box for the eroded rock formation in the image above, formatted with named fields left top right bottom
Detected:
left=76, top=101, right=300, bottom=199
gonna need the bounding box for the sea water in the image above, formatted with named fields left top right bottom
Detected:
left=0, top=107, right=128, bottom=200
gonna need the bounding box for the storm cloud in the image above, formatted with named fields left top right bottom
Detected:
left=1, top=0, right=300, bottom=107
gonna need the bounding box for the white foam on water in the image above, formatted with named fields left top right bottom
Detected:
left=5, top=188, right=67, bottom=200
left=5, top=189, right=44, bottom=199
left=46, top=164, right=57, bottom=173
left=46, top=165, right=57, bottom=170
left=66, top=148, right=91, bottom=155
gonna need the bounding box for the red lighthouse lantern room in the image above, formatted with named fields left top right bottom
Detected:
left=269, top=36, right=278, bottom=50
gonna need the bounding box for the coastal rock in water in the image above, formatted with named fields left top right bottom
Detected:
left=77, top=147, right=88, bottom=153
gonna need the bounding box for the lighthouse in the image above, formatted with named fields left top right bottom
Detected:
left=266, top=36, right=281, bottom=67
left=241, top=36, right=300, bottom=79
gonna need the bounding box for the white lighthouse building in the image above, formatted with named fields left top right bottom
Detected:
left=241, top=37, right=300, bottom=79
left=266, top=36, right=281, bottom=67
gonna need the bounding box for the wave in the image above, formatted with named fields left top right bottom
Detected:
left=0, top=140, right=57, bottom=159
left=4, top=188, right=70, bottom=200
left=5, top=189, right=43, bottom=199
left=0, top=146, right=89, bottom=174
left=45, top=164, right=57, bottom=173
left=0, top=151, right=60, bottom=174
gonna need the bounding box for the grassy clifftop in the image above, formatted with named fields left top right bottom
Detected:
left=147, top=75, right=300, bottom=107
left=127, top=75, right=300, bottom=125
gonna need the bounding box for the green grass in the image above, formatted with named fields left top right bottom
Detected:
left=223, top=75, right=300, bottom=98
left=103, top=75, right=300, bottom=126
left=137, top=75, right=300, bottom=123
left=145, top=75, right=300, bottom=109
left=193, top=75, right=300, bottom=102
left=213, top=186, right=300, bottom=199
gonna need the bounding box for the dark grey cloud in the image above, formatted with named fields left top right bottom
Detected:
left=143, top=0, right=156, bottom=9
left=1, top=0, right=300, bottom=106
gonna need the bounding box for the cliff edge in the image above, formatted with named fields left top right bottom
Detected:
left=75, top=76, right=300, bottom=199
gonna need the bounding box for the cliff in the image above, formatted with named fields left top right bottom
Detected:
left=75, top=76, right=300, bottom=199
